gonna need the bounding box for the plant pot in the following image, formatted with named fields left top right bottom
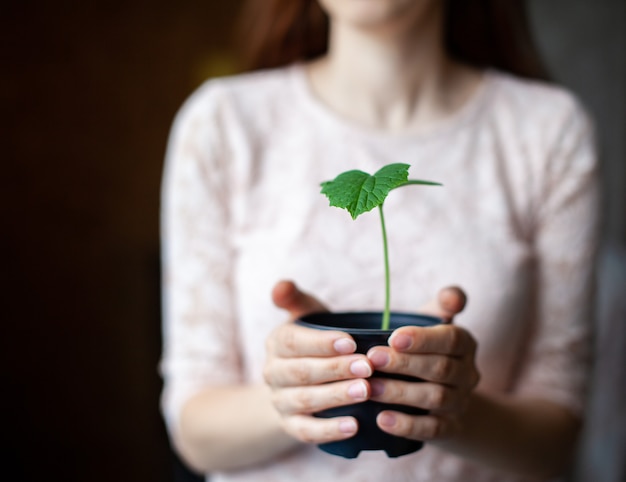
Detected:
left=296, top=311, right=441, bottom=459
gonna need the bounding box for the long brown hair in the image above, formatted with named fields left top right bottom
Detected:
left=234, top=0, right=549, bottom=81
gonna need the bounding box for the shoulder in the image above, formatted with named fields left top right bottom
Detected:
left=481, top=70, right=595, bottom=165
left=173, top=65, right=298, bottom=125
left=483, top=71, right=598, bottom=197
left=210, top=65, right=297, bottom=98
left=485, top=70, right=593, bottom=134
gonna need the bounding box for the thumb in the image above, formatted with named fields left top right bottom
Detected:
left=271, top=280, right=328, bottom=321
left=419, top=286, right=467, bottom=323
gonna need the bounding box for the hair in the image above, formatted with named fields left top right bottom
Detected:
left=234, top=0, right=549, bottom=81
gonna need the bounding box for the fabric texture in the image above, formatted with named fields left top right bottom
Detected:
left=160, top=64, right=599, bottom=482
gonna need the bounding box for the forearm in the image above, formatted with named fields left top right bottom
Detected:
left=175, top=384, right=300, bottom=473
left=434, top=390, right=581, bottom=479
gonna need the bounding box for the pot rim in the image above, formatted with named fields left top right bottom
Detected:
left=297, top=311, right=441, bottom=335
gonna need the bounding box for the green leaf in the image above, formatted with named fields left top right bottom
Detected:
left=320, top=163, right=412, bottom=219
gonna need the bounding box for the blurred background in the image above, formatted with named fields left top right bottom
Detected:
left=2, top=1, right=624, bottom=481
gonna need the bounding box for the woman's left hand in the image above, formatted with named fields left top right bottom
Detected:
left=367, top=287, right=480, bottom=441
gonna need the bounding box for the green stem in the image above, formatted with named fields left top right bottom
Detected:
left=378, top=204, right=391, bottom=330
left=399, top=180, right=442, bottom=187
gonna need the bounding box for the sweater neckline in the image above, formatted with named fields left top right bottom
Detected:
left=289, top=62, right=494, bottom=144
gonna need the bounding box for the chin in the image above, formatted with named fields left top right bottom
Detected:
left=318, top=0, right=438, bottom=29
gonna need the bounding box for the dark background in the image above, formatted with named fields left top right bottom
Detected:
left=2, top=2, right=241, bottom=480
left=2, top=1, right=624, bottom=481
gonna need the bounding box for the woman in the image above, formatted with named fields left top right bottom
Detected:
left=160, top=0, right=599, bottom=480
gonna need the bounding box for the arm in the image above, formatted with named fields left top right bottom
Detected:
left=174, top=281, right=338, bottom=472
left=160, top=85, right=298, bottom=472
left=441, top=391, right=581, bottom=478
left=366, top=302, right=581, bottom=479
left=368, top=98, right=600, bottom=479
left=176, top=385, right=297, bottom=472
left=161, top=85, right=381, bottom=472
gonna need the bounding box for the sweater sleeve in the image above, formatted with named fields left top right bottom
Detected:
left=513, top=97, right=601, bottom=416
left=159, top=82, right=243, bottom=436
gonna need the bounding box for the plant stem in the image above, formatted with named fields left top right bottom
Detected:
left=378, top=204, right=391, bottom=330
left=400, top=180, right=442, bottom=187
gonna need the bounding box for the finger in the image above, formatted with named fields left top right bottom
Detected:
left=376, top=411, right=457, bottom=441
left=439, top=286, right=467, bottom=315
left=369, top=379, right=467, bottom=412
left=272, top=280, right=328, bottom=321
left=266, top=322, right=357, bottom=358
left=386, top=324, right=477, bottom=357
left=272, top=379, right=370, bottom=415
left=264, top=354, right=373, bottom=387
left=419, top=286, right=467, bottom=323
left=367, top=349, right=474, bottom=387
left=281, top=414, right=358, bottom=444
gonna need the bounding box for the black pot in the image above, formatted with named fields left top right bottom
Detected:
left=296, top=311, right=441, bottom=459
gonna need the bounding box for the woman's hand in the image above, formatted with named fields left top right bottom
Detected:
left=264, top=280, right=374, bottom=445
left=367, top=287, right=481, bottom=442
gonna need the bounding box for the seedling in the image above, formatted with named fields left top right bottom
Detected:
left=320, top=163, right=441, bottom=330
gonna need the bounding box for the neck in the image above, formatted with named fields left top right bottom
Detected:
left=307, top=8, right=479, bottom=132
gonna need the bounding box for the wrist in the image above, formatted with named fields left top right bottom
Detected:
left=430, top=389, right=580, bottom=478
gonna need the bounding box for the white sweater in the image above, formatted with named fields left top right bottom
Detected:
left=160, top=64, right=599, bottom=481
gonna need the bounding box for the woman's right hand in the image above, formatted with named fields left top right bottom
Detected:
left=264, top=280, right=374, bottom=445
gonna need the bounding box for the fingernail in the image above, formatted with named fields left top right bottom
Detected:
left=368, top=350, right=390, bottom=368
left=347, top=381, right=368, bottom=400
left=334, top=338, right=357, bottom=354
left=350, top=360, right=372, bottom=377
left=339, top=419, right=358, bottom=434
left=378, top=412, right=396, bottom=427
left=370, top=379, right=385, bottom=397
left=390, top=333, right=412, bottom=350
